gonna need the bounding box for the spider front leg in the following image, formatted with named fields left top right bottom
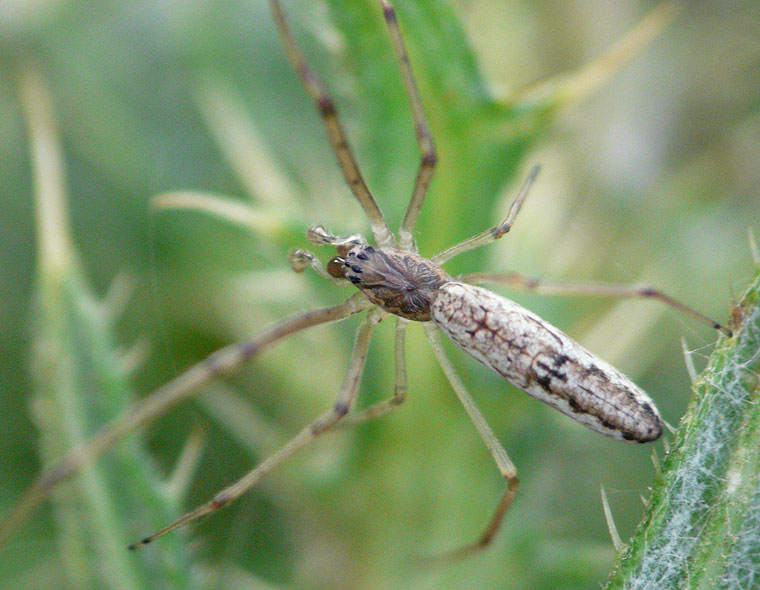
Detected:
left=378, top=0, right=438, bottom=251
left=0, top=294, right=371, bottom=548
left=461, top=271, right=732, bottom=336
left=270, top=0, right=393, bottom=247
left=432, top=164, right=540, bottom=264
left=424, top=325, right=519, bottom=561
left=429, top=163, right=730, bottom=336
left=129, top=307, right=385, bottom=549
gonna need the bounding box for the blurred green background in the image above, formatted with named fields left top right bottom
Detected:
left=1, top=0, right=758, bottom=588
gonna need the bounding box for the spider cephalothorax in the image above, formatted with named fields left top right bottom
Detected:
left=327, top=245, right=451, bottom=321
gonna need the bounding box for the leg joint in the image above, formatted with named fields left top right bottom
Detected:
left=382, top=1, right=397, bottom=23
left=317, top=94, right=337, bottom=116
left=422, top=150, right=437, bottom=166
left=333, top=400, right=350, bottom=418
left=210, top=492, right=232, bottom=510
left=640, top=286, right=659, bottom=298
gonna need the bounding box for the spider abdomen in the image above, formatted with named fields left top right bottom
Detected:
left=430, top=282, right=662, bottom=443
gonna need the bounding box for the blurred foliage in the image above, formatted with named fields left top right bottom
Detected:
left=12, top=68, right=198, bottom=589
left=1, top=0, right=758, bottom=589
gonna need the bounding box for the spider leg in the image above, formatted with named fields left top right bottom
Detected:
left=423, top=325, right=519, bottom=561
left=288, top=248, right=348, bottom=285
left=461, top=272, right=732, bottom=336
left=306, top=225, right=366, bottom=249
left=378, top=1, right=437, bottom=251
left=0, top=294, right=371, bottom=547
left=339, top=317, right=408, bottom=427
left=129, top=307, right=384, bottom=549
left=432, top=165, right=540, bottom=264
left=269, top=0, right=393, bottom=247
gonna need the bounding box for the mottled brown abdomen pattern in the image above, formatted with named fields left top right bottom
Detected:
left=431, top=282, right=662, bottom=442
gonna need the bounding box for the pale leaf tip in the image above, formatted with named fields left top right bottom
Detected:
left=601, top=484, right=624, bottom=552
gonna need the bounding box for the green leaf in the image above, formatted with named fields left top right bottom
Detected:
left=607, top=269, right=760, bottom=589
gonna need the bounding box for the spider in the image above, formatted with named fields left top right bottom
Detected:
left=124, top=0, right=729, bottom=557
left=3, top=0, right=729, bottom=562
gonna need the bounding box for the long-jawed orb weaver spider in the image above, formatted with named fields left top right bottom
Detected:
left=123, top=0, right=729, bottom=558
left=0, top=0, right=730, bottom=563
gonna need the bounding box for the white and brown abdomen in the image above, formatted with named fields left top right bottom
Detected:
left=431, top=282, right=662, bottom=443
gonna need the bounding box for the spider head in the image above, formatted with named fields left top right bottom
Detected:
left=328, top=245, right=451, bottom=321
